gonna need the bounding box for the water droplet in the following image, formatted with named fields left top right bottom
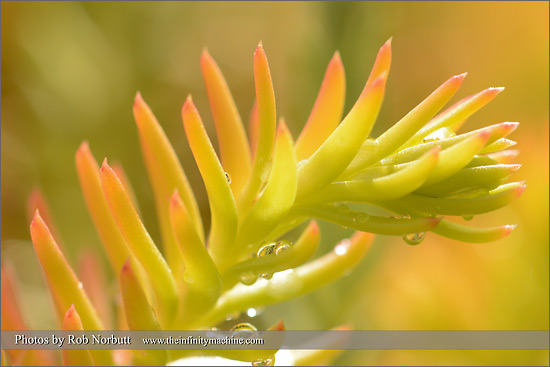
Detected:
left=225, top=172, right=232, bottom=184
left=261, top=273, right=273, bottom=280
left=275, top=240, right=291, bottom=253
left=247, top=308, right=257, bottom=317
left=240, top=272, right=257, bottom=286
left=78, top=282, right=83, bottom=289
left=334, top=239, right=351, bottom=256
left=210, top=327, right=218, bottom=331
left=403, top=232, right=425, bottom=245
left=257, top=242, right=277, bottom=257
left=252, top=356, right=275, bottom=366
left=230, top=322, right=258, bottom=339
left=462, top=215, right=474, bottom=221
left=355, top=213, right=369, bottom=223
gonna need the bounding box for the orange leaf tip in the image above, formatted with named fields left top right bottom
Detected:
left=514, top=183, right=527, bottom=197
left=504, top=224, right=517, bottom=236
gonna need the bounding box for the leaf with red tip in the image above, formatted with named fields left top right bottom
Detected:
left=100, top=160, right=177, bottom=324
left=308, top=147, right=440, bottom=203
left=422, top=130, right=491, bottom=186
left=381, top=121, right=518, bottom=166
left=433, top=219, right=516, bottom=243
left=485, top=149, right=519, bottom=164
left=62, top=305, right=94, bottom=366
left=238, top=43, right=277, bottom=213
left=480, top=138, right=517, bottom=154
left=415, top=164, right=519, bottom=197
left=198, top=232, right=374, bottom=327
left=404, top=87, right=505, bottom=147
left=297, top=75, right=386, bottom=197
left=30, top=212, right=112, bottom=365
left=170, top=190, right=222, bottom=320
left=133, top=92, right=204, bottom=241
left=296, top=52, right=346, bottom=160
left=223, top=220, right=320, bottom=290
left=26, top=188, right=67, bottom=254
left=119, top=260, right=167, bottom=366
left=182, top=97, right=238, bottom=270
left=345, top=73, right=467, bottom=177
left=365, top=37, right=392, bottom=87
left=75, top=143, right=146, bottom=283
left=393, top=181, right=526, bottom=216
left=201, top=49, right=252, bottom=197
left=237, top=120, right=297, bottom=251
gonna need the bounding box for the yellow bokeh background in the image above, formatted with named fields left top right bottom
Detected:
left=1, top=1, right=548, bottom=365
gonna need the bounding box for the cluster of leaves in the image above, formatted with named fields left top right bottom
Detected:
left=1, top=39, right=523, bottom=366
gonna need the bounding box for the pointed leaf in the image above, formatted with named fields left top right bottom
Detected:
left=201, top=49, right=252, bottom=196
left=297, top=75, right=386, bottom=197
left=133, top=93, right=204, bottom=240
left=486, top=149, right=519, bottom=164
left=30, top=212, right=112, bottom=366
left=393, top=182, right=526, bottom=216
left=100, top=160, right=177, bottom=323
left=170, top=191, right=222, bottom=316
left=480, top=138, right=517, bottom=154
left=382, top=121, right=518, bottom=166
left=422, top=130, right=491, bottom=186
left=181, top=97, right=238, bottom=270
left=26, top=188, right=67, bottom=254
left=296, top=52, right=346, bottom=160
left=433, top=219, right=516, bottom=243
left=238, top=43, right=277, bottom=213
left=415, top=164, right=520, bottom=197
left=62, top=305, right=94, bottom=366
left=365, top=37, right=392, bottom=87
left=404, top=87, right=504, bottom=147
left=75, top=143, right=147, bottom=284
left=307, top=147, right=440, bottom=203
left=296, top=204, right=441, bottom=235
left=345, top=73, right=467, bottom=177
left=237, top=120, right=297, bottom=251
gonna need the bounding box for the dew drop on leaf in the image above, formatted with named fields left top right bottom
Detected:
left=225, top=172, right=232, bottom=184
left=462, top=215, right=474, bottom=221
left=231, top=322, right=259, bottom=340
left=403, top=232, right=425, bottom=245
left=240, top=272, right=257, bottom=286
left=257, top=242, right=277, bottom=257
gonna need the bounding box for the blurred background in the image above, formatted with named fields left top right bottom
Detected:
left=1, top=1, right=548, bottom=365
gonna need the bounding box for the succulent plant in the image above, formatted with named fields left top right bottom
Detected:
left=2, top=39, right=524, bottom=366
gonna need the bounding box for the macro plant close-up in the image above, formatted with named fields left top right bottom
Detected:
left=1, top=2, right=548, bottom=367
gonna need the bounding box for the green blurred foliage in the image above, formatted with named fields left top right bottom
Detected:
left=1, top=1, right=548, bottom=365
